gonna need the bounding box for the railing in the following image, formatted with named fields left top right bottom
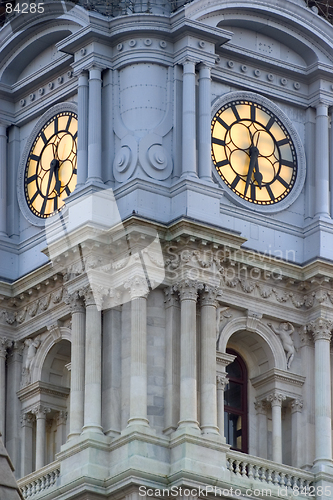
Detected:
left=227, top=451, right=314, bottom=496
left=17, top=461, right=60, bottom=499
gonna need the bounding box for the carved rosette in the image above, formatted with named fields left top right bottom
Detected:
left=291, top=399, right=303, bottom=414
left=308, top=318, right=333, bottom=342
left=176, top=280, right=202, bottom=302
left=267, top=392, right=286, bottom=408
left=216, top=373, right=228, bottom=390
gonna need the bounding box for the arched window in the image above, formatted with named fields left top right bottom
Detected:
left=224, top=349, right=248, bottom=453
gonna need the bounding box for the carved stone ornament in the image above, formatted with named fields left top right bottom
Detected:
left=31, top=405, right=51, bottom=418
left=64, top=290, right=85, bottom=313
left=267, top=321, right=296, bottom=369
left=216, top=373, right=228, bottom=390
left=200, top=285, right=222, bottom=307
left=124, top=276, right=149, bottom=300
left=0, top=337, right=12, bottom=358
left=164, top=286, right=179, bottom=308
left=307, top=318, right=333, bottom=342
left=254, top=400, right=269, bottom=415
left=21, top=335, right=42, bottom=387
left=291, top=399, right=303, bottom=413
left=267, top=392, right=286, bottom=407
left=175, top=280, right=202, bottom=301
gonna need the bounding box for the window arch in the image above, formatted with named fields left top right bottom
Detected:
left=224, top=348, right=248, bottom=453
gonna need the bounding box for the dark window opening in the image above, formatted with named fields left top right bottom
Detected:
left=224, top=349, right=248, bottom=453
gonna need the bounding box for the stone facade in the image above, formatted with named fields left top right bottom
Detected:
left=1, top=0, right=333, bottom=499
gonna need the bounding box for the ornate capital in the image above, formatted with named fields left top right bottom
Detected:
left=291, top=399, right=303, bottom=414
left=65, top=290, right=85, bottom=313
left=124, top=276, right=149, bottom=300
left=164, top=286, right=179, bottom=308
left=79, top=285, right=96, bottom=307
left=254, top=400, right=268, bottom=415
left=308, top=318, right=332, bottom=342
left=57, top=411, right=68, bottom=426
left=31, top=405, right=51, bottom=419
left=0, top=338, right=12, bottom=359
left=267, top=392, right=286, bottom=408
left=200, top=285, right=222, bottom=307
left=216, top=373, right=228, bottom=390
left=21, top=412, right=33, bottom=427
left=176, top=280, right=201, bottom=302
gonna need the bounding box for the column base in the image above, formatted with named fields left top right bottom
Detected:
left=177, top=419, right=200, bottom=431
left=67, top=431, right=81, bottom=441
left=82, top=425, right=104, bottom=434
left=180, top=172, right=198, bottom=179
left=201, top=425, right=220, bottom=435
left=127, top=417, right=149, bottom=427
left=313, top=458, right=333, bottom=473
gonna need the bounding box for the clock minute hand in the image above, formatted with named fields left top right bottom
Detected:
left=41, top=159, right=57, bottom=215
left=244, top=145, right=259, bottom=197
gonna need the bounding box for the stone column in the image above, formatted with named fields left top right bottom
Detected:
left=33, top=405, right=50, bottom=470
left=309, top=318, right=332, bottom=464
left=177, top=281, right=199, bottom=430
left=164, top=287, right=180, bottom=434
left=198, top=64, right=212, bottom=181
left=216, top=374, right=228, bottom=440
left=6, top=341, right=24, bottom=476
left=200, top=286, right=219, bottom=434
left=315, top=102, right=330, bottom=218
left=0, top=338, right=10, bottom=437
left=67, top=291, right=85, bottom=439
left=254, top=400, right=268, bottom=459
left=291, top=399, right=303, bottom=468
left=0, top=123, right=7, bottom=235
left=87, top=66, right=103, bottom=183
left=56, top=411, right=68, bottom=453
left=181, top=60, right=197, bottom=178
left=127, top=277, right=149, bottom=427
left=21, top=413, right=33, bottom=476
left=268, top=392, right=285, bottom=463
left=77, top=71, right=89, bottom=187
left=82, top=288, right=103, bottom=433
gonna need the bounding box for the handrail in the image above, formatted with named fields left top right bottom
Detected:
left=17, top=461, right=60, bottom=499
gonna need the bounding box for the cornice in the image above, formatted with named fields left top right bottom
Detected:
left=251, top=368, right=305, bottom=390
left=17, top=380, right=70, bottom=403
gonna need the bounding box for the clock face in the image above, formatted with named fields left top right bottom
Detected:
left=24, top=111, right=78, bottom=218
left=211, top=100, right=297, bottom=205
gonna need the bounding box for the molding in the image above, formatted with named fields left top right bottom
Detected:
left=17, top=380, right=70, bottom=403
left=251, top=368, right=305, bottom=390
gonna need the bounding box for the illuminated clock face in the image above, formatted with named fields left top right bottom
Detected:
left=211, top=100, right=297, bottom=205
left=24, top=111, right=78, bottom=218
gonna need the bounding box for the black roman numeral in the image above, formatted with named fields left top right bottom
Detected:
left=66, top=116, right=72, bottom=131
left=27, top=174, right=37, bottom=184
left=277, top=138, right=289, bottom=147
left=266, top=185, right=275, bottom=201
left=251, top=105, right=256, bottom=122
left=231, top=175, right=241, bottom=190
left=54, top=118, right=58, bottom=134
left=212, top=137, right=225, bottom=146
left=216, top=116, right=230, bottom=130
left=216, top=159, right=229, bottom=168
left=266, top=116, right=275, bottom=130
left=65, top=186, right=71, bottom=196
left=276, top=175, right=289, bottom=188
left=29, top=154, right=40, bottom=162
left=231, top=104, right=240, bottom=121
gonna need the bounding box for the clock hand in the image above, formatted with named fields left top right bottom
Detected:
left=41, top=159, right=57, bottom=215
left=54, top=160, right=61, bottom=197
left=244, top=145, right=259, bottom=197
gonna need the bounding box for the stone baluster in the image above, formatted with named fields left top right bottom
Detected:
left=0, top=123, right=8, bottom=235
left=77, top=71, right=89, bottom=187
left=81, top=287, right=103, bottom=434
left=308, top=318, right=333, bottom=466
left=32, top=405, right=50, bottom=470
left=181, top=60, right=197, bottom=178
left=66, top=291, right=85, bottom=439
left=216, top=373, right=228, bottom=440
left=254, top=400, right=268, bottom=459
left=267, top=392, right=286, bottom=463
left=126, top=277, right=149, bottom=427
left=21, top=413, right=33, bottom=476
left=177, top=281, right=199, bottom=430
left=198, top=63, right=212, bottom=182
left=314, top=102, right=330, bottom=218
left=87, top=66, right=103, bottom=183
left=291, top=399, right=303, bottom=468
left=200, top=285, right=219, bottom=434
left=164, top=287, right=180, bottom=434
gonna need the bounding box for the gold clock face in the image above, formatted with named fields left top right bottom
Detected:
left=25, top=111, right=78, bottom=218
left=211, top=100, right=297, bottom=205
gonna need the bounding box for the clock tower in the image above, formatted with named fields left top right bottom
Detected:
left=1, top=1, right=333, bottom=499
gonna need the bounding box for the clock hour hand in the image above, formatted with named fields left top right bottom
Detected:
left=244, top=145, right=259, bottom=197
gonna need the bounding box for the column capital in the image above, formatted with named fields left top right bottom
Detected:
left=164, top=286, right=179, bottom=308
left=308, top=318, right=332, bottom=341
left=79, top=285, right=96, bottom=307
left=65, top=289, right=85, bottom=312
left=176, top=280, right=202, bottom=301
left=254, top=399, right=269, bottom=415
left=124, top=276, right=149, bottom=300
left=0, top=337, right=12, bottom=359
left=291, top=399, right=303, bottom=414
left=57, top=411, right=68, bottom=426
left=31, top=405, right=51, bottom=419
left=200, top=285, right=222, bottom=307
left=267, top=391, right=286, bottom=408
left=8, top=340, right=24, bottom=363
left=21, top=412, right=33, bottom=427
left=216, top=373, right=228, bottom=390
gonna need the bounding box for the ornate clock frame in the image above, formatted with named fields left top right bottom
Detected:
left=17, top=102, right=78, bottom=227
left=211, top=92, right=306, bottom=214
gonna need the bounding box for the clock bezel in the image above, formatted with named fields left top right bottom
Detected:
left=18, top=102, right=78, bottom=227
left=211, top=92, right=306, bottom=213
